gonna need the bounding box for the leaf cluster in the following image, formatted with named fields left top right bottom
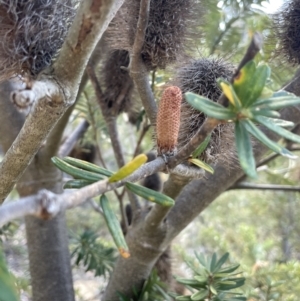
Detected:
left=185, top=60, right=300, bottom=178
left=117, top=269, right=171, bottom=301
left=71, top=230, right=116, bottom=278
left=175, top=252, right=246, bottom=301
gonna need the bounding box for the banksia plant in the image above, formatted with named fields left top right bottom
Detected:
left=0, top=0, right=77, bottom=82
left=172, top=58, right=237, bottom=165
left=156, top=86, right=182, bottom=156
left=101, top=50, right=135, bottom=116
left=273, top=0, right=300, bottom=65
left=107, top=0, right=203, bottom=70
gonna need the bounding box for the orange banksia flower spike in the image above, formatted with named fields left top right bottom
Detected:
left=156, top=86, right=182, bottom=156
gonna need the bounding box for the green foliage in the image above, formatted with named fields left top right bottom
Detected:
left=71, top=229, right=116, bottom=278
left=175, top=252, right=246, bottom=301
left=185, top=60, right=300, bottom=178
left=248, top=261, right=300, bottom=301
left=100, top=195, right=130, bottom=258
left=117, top=269, right=171, bottom=301
left=0, top=247, right=18, bottom=301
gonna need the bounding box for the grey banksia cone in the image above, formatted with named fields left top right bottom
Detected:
left=0, top=0, right=77, bottom=82
left=173, top=57, right=237, bottom=165
left=107, top=0, right=203, bottom=70
left=273, top=0, right=300, bottom=65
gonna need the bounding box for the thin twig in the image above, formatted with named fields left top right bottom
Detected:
left=133, top=123, right=151, bottom=157
left=129, top=0, right=157, bottom=125
left=86, top=65, right=125, bottom=166
left=210, top=16, right=240, bottom=55
left=58, top=119, right=90, bottom=157
left=85, top=91, right=108, bottom=168
left=230, top=182, right=300, bottom=192
left=88, top=199, right=103, bottom=215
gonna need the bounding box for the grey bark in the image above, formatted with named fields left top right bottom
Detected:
left=18, top=162, right=74, bottom=301
left=0, top=81, right=75, bottom=301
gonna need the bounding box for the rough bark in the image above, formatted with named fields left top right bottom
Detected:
left=18, top=162, right=74, bottom=301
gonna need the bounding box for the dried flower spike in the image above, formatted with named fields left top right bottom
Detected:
left=156, top=86, right=182, bottom=156
left=273, top=0, right=300, bottom=65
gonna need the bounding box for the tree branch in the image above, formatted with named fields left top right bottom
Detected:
left=210, top=16, right=240, bottom=55
left=230, top=182, right=300, bottom=192
left=0, top=156, right=206, bottom=227
left=58, top=119, right=90, bottom=157
left=129, top=0, right=157, bottom=125
left=0, top=80, right=25, bottom=153
left=0, top=0, right=125, bottom=202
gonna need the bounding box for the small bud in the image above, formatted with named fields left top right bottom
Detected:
left=156, top=86, right=182, bottom=155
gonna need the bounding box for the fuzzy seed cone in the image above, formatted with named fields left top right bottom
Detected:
left=172, top=57, right=237, bottom=165
left=101, top=50, right=135, bottom=116
left=107, top=0, right=203, bottom=70
left=156, top=86, right=182, bottom=155
left=0, top=0, right=77, bottom=82
left=273, top=0, right=300, bottom=65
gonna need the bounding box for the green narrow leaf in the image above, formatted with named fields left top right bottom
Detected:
left=250, top=108, right=280, bottom=118
left=63, top=156, right=113, bottom=177
left=176, top=278, right=203, bottom=286
left=63, top=179, right=94, bottom=189
left=188, top=158, right=214, bottom=174
left=255, top=115, right=300, bottom=144
left=218, top=263, right=240, bottom=274
left=185, top=92, right=236, bottom=120
left=195, top=253, right=209, bottom=270
left=100, top=195, right=130, bottom=259
left=125, top=182, right=174, bottom=207
left=212, top=252, right=229, bottom=273
left=244, top=64, right=270, bottom=107
left=192, top=134, right=211, bottom=158
left=235, top=121, right=257, bottom=178
left=233, top=61, right=256, bottom=104
left=210, top=253, right=217, bottom=272
left=194, top=276, right=207, bottom=284
left=253, top=93, right=300, bottom=110
left=260, top=118, right=294, bottom=128
left=176, top=296, right=192, bottom=301
left=51, top=157, right=104, bottom=181
left=244, top=120, right=297, bottom=159
left=191, top=289, right=208, bottom=301
left=210, top=285, right=218, bottom=295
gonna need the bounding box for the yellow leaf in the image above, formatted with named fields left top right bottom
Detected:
left=220, top=82, right=237, bottom=107
left=109, top=154, right=148, bottom=183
